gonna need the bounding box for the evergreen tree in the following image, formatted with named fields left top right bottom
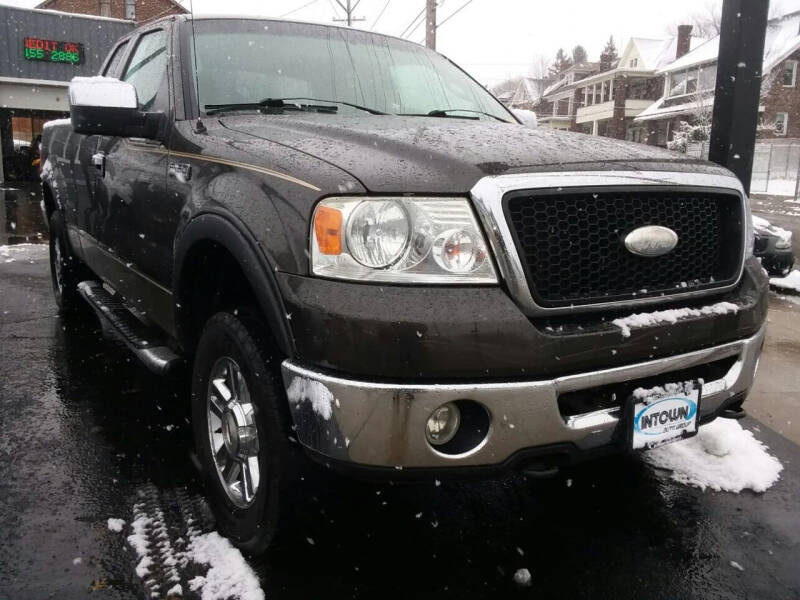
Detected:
left=601, top=36, right=619, bottom=63
left=549, top=48, right=573, bottom=78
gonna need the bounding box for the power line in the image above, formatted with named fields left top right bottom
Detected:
left=437, top=0, right=475, bottom=28
left=332, top=0, right=366, bottom=26
left=399, top=7, right=425, bottom=38
left=279, top=0, right=321, bottom=18
left=371, top=0, right=392, bottom=30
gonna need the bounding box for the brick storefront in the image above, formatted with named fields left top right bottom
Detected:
left=36, top=0, right=186, bottom=24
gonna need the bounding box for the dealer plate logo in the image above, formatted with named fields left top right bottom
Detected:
left=632, top=390, right=699, bottom=450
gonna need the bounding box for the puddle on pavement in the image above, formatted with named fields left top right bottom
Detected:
left=1, top=181, right=47, bottom=245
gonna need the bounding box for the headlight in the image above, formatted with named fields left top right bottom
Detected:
left=311, top=197, right=497, bottom=283
left=775, top=236, right=792, bottom=250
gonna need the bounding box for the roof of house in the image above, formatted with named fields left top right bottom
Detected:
left=629, top=35, right=707, bottom=71
left=514, top=77, right=546, bottom=101
left=634, top=93, right=714, bottom=121
left=659, top=10, right=800, bottom=74
left=491, top=76, right=545, bottom=103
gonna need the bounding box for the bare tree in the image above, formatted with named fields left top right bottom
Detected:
left=691, top=1, right=722, bottom=38
left=663, top=0, right=720, bottom=38
left=529, top=53, right=551, bottom=82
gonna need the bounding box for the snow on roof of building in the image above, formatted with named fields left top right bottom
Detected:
left=660, top=10, right=800, bottom=74
left=634, top=93, right=714, bottom=122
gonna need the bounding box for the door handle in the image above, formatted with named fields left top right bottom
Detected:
left=92, top=152, right=106, bottom=177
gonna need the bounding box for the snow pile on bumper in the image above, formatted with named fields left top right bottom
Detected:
left=612, top=301, right=739, bottom=338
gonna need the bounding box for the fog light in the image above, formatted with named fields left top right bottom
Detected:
left=426, top=402, right=461, bottom=446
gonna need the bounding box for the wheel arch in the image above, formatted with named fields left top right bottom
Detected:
left=173, top=212, right=295, bottom=358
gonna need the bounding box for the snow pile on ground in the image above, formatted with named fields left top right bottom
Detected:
left=187, top=532, right=264, bottom=600
left=0, top=243, right=48, bottom=263
left=645, top=418, right=783, bottom=493
left=107, top=518, right=125, bottom=532
left=770, top=269, right=800, bottom=293
left=512, top=568, right=532, bottom=586
left=612, top=302, right=739, bottom=338
left=114, top=486, right=263, bottom=599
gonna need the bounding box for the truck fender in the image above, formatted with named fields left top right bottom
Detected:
left=173, top=212, right=295, bottom=358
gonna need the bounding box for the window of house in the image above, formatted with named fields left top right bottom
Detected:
left=125, top=0, right=136, bottom=20
left=782, top=60, right=797, bottom=87
left=99, top=0, right=110, bottom=17
left=630, top=58, right=638, bottom=68
left=685, top=68, right=699, bottom=94
left=699, top=64, right=717, bottom=91
left=775, top=112, right=788, bottom=136
left=668, top=70, right=687, bottom=97
left=122, top=29, right=168, bottom=111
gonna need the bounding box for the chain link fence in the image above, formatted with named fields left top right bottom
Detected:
left=687, top=141, right=800, bottom=197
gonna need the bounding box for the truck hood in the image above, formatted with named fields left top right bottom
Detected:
left=219, top=114, right=725, bottom=194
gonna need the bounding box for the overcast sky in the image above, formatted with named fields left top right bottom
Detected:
left=4, top=0, right=799, bottom=85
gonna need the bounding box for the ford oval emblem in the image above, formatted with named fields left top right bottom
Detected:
left=624, top=225, right=679, bottom=257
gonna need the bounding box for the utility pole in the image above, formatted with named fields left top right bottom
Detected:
left=425, top=0, right=437, bottom=50
left=708, top=0, right=769, bottom=194
left=332, top=0, right=365, bottom=27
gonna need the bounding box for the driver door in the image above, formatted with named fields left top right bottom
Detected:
left=90, top=28, right=175, bottom=331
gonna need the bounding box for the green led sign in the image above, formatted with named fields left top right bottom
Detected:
left=24, top=37, right=83, bottom=65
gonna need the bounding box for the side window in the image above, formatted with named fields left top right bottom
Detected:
left=122, top=30, right=169, bottom=112
left=103, top=41, right=129, bottom=77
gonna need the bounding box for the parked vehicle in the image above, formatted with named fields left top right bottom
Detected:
left=753, top=215, right=795, bottom=277
left=40, top=15, right=768, bottom=552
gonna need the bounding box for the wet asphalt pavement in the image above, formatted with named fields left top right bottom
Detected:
left=1, top=184, right=800, bottom=600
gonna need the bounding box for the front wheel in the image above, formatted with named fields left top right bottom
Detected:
left=49, top=212, right=87, bottom=313
left=192, top=311, right=299, bottom=554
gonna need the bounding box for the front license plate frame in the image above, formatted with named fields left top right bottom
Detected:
left=627, top=381, right=702, bottom=451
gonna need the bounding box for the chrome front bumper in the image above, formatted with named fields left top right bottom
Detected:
left=280, top=326, right=765, bottom=470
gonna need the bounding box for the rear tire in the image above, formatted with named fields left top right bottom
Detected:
left=192, top=310, right=299, bottom=554
left=49, top=212, right=88, bottom=313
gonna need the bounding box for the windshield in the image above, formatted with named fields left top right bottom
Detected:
left=191, top=19, right=513, bottom=121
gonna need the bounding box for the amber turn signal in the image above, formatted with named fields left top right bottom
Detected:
left=314, top=205, right=343, bottom=255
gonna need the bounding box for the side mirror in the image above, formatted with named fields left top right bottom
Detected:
left=511, top=108, right=538, bottom=128
left=68, top=77, right=165, bottom=139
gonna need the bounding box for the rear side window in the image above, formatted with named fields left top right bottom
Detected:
left=122, top=29, right=169, bottom=111
left=103, top=41, right=129, bottom=77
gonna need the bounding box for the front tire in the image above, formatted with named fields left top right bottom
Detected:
left=49, top=212, right=87, bottom=313
left=192, top=311, right=298, bottom=554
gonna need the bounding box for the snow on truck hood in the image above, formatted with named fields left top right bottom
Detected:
left=219, top=115, right=722, bottom=193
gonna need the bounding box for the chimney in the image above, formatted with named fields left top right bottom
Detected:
left=677, top=24, right=693, bottom=59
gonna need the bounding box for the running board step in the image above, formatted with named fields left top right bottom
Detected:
left=77, top=281, right=181, bottom=375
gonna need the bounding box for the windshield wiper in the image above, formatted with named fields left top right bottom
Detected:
left=205, top=97, right=387, bottom=116
left=267, top=97, right=388, bottom=115
left=399, top=109, right=511, bottom=123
